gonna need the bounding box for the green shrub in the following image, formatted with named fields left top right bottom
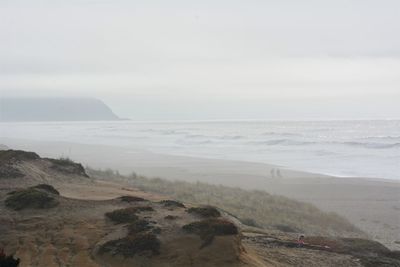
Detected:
left=105, top=206, right=154, bottom=224
left=47, top=158, right=88, bottom=177
left=159, top=200, right=185, bottom=208
left=87, top=167, right=364, bottom=237
left=31, top=184, right=60, bottom=195
left=128, top=219, right=153, bottom=234
left=5, top=188, right=59, bottom=210
left=99, top=232, right=161, bottom=257
left=0, top=150, right=39, bottom=164
left=119, top=195, right=147, bottom=203
left=187, top=206, right=221, bottom=218
left=183, top=218, right=238, bottom=248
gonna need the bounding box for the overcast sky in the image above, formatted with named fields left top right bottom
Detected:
left=1, top=0, right=399, bottom=120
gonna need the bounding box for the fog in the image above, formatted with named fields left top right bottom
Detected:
left=1, top=0, right=400, bottom=119
left=1, top=2, right=400, bottom=260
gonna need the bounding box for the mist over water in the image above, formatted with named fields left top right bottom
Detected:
left=1, top=120, right=399, bottom=180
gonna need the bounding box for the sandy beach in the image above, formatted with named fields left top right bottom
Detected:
left=1, top=137, right=399, bottom=250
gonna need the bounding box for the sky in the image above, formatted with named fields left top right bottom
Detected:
left=1, top=0, right=399, bottom=120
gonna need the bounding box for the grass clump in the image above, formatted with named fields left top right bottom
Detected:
left=99, top=232, right=161, bottom=257
left=105, top=206, right=154, bottom=224
left=106, top=208, right=139, bottom=224
left=5, top=187, right=59, bottom=210
left=183, top=218, right=238, bottom=248
left=159, top=200, right=185, bottom=208
left=47, top=157, right=88, bottom=177
left=119, top=195, right=147, bottom=203
left=31, top=184, right=60, bottom=195
left=187, top=206, right=221, bottom=218
left=128, top=219, right=153, bottom=234
left=128, top=219, right=162, bottom=235
left=0, top=150, right=39, bottom=164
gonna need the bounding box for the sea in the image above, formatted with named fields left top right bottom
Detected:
left=1, top=120, right=399, bottom=180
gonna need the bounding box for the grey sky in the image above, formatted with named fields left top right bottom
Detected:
left=1, top=0, right=399, bottom=120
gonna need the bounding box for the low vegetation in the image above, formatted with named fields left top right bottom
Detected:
left=101, top=206, right=161, bottom=257
left=105, top=206, right=154, bottom=224
left=183, top=218, right=238, bottom=248
left=128, top=219, right=154, bottom=234
left=99, top=232, right=161, bottom=257
left=119, top=195, right=147, bottom=203
left=187, top=206, right=221, bottom=218
left=87, top=167, right=364, bottom=237
left=0, top=150, right=39, bottom=164
left=159, top=200, right=185, bottom=208
left=47, top=157, right=88, bottom=177
left=31, top=184, right=60, bottom=195
left=5, top=186, right=59, bottom=210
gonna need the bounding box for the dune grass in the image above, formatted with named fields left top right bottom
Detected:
left=87, top=168, right=364, bottom=237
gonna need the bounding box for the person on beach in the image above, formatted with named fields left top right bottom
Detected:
left=297, top=235, right=306, bottom=247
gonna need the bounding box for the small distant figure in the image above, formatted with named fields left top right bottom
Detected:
left=270, top=168, right=275, bottom=178
left=297, top=235, right=306, bottom=247
left=276, top=169, right=282, bottom=178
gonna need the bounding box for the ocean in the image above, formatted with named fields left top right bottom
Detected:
left=1, top=120, right=399, bottom=180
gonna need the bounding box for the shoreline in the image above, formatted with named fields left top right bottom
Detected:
left=1, top=137, right=399, bottom=183
left=1, top=137, right=400, bottom=249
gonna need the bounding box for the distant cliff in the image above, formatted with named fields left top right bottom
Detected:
left=0, top=98, right=120, bottom=121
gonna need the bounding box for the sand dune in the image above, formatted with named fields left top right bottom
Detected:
left=1, top=149, right=399, bottom=266
left=2, top=138, right=400, bottom=250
